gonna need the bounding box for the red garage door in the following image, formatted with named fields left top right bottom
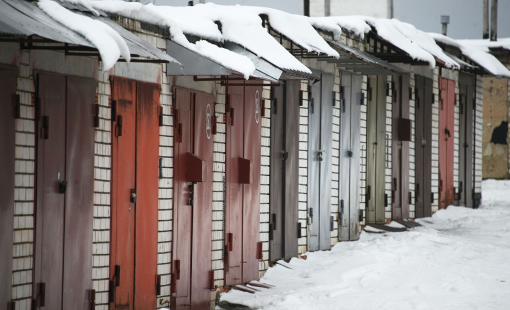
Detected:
left=110, top=77, right=160, bottom=309
left=225, top=80, right=262, bottom=286
left=439, top=77, right=455, bottom=210
left=172, top=87, right=214, bottom=310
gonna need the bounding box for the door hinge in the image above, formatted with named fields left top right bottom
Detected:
left=367, top=185, right=371, bottom=201
left=212, top=116, right=217, bottom=135
left=36, top=282, right=46, bottom=307
left=230, top=107, right=235, bottom=126
left=158, top=105, right=164, bottom=127
left=272, top=213, right=277, bottom=231
left=409, top=191, right=412, bottom=204
left=431, top=192, right=435, bottom=204
left=159, top=157, right=163, bottom=179
left=114, top=264, right=121, bottom=286
left=359, top=211, right=364, bottom=222
left=359, top=92, right=365, bottom=105
left=111, top=100, right=117, bottom=121
left=416, top=183, right=420, bottom=199
left=7, top=300, right=15, bottom=310
left=116, top=115, right=123, bottom=137
left=89, top=289, right=96, bottom=310
left=386, top=82, right=391, bottom=96
left=175, top=259, right=181, bottom=280
left=409, top=87, right=413, bottom=100
left=330, top=216, right=334, bottom=231
left=42, top=115, right=49, bottom=139
left=261, top=99, right=266, bottom=117
left=297, top=222, right=302, bottom=238
left=156, top=275, right=162, bottom=295
left=256, top=241, right=263, bottom=260
left=340, top=199, right=344, bottom=214
left=171, top=272, right=177, bottom=294
left=269, top=224, right=273, bottom=241
left=14, top=94, right=21, bottom=119
left=384, top=193, right=388, bottom=207
left=341, top=97, right=346, bottom=113
left=308, top=207, right=313, bottom=224
left=94, top=104, right=100, bottom=128
left=209, top=270, right=215, bottom=290
left=108, top=280, right=115, bottom=303
left=176, top=123, right=183, bottom=143
left=272, top=97, right=277, bottom=114
left=227, top=233, right=233, bottom=252
left=347, top=149, right=353, bottom=158
left=332, top=91, right=337, bottom=107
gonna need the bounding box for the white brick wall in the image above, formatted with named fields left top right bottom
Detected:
left=474, top=75, right=483, bottom=195
left=12, top=50, right=36, bottom=310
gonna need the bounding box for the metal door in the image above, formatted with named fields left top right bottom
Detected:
left=439, top=78, right=455, bottom=210
left=111, top=77, right=137, bottom=309
left=190, top=92, right=214, bottom=309
left=366, top=76, right=387, bottom=224
left=307, top=77, right=321, bottom=251
left=34, top=73, right=67, bottom=310
left=269, top=81, right=299, bottom=262
left=225, top=86, right=244, bottom=286
left=63, top=76, right=96, bottom=310
left=173, top=87, right=193, bottom=307
left=339, top=71, right=362, bottom=241
left=458, top=73, right=475, bottom=208
left=0, top=66, right=17, bottom=308
left=307, top=72, right=334, bottom=251
left=392, top=74, right=411, bottom=220
left=134, top=81, right=160, bottom=309
left=242, top=81, right=262, bottom=283
left=414, top=75, right=433, bottom=218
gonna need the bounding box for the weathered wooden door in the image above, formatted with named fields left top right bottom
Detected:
left=307, top=72, right=334, bottom=251
left=34, top=73, right=95, bottom=310
left=338, top=71, right=362, bottom=241
left=0, top=66, right=17, bottom=308
left=392, top=74, right=411, bottom=220
left=366, top=75, right=387, bottom=224
left=439, top=77, right=455, bottom=210
left=111, top=77, right=160, bottom=310
left=458, top=73, right=475, bottom=208
left=242, top=81, right=262, bottom=283
left=269, top=81, right=299, bottom=262
left=225, top=81, right=262, bottom=285
left=414, top=75, right=433, bottom=218
left=172, top=87, right=214, bottom=309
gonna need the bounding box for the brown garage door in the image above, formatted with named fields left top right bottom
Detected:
left=110, top=77, right=160, bottom=309
left=34, top=72, right=95, bottom=310
left=439, top=77, right=455, bottom=210
left=172, top=87, right=214, bottom=310
left=0, top=66, right=17, bottom=308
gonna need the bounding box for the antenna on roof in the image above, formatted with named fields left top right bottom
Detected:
left=441, top=15, right=450, bottom=36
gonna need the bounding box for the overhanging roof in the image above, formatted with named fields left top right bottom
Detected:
left=0, top=0, right=179, bottom=65
left=325, top=38, right=408, bottom=75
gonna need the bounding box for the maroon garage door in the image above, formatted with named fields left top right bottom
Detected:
left=225, top=80, right=263, bottom=287
left=34, top=72, right=95, bottom=310
left=0, top=65, right=17, bottom=309
left=172, top=87, right=215, bottom=310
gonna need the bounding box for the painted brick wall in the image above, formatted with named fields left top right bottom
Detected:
left=409, top=73, right=416, bottom=218
left=298, top=81, right=310, bottom=255
left=475, top=75, right=484, bottom=194
left=12, top=49, right=36, bottom=310
left=384, top=75, right=394, bottom=221
left=431, top=68, right=440, bottom=213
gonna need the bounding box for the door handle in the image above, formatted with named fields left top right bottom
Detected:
left=445, top=128, right=451, bottom=138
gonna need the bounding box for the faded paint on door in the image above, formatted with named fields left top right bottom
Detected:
left=225, top=80, right=262, bottom=285
left=458, top=73, right=475, bottom=208
left=439, top=77, right=455, bottom=210
left=392, top=74, right=411, bottom=220
left=172, top=87, right=215, bottom=309
left=366, top=75, right=387, bottom=224
left=307, top=72, right=334, bottom=251
left=414, top=75, right=433, bottom=218
left=269, top=80, right=299, bottom=262
left=34, top=73, right=95, bottom=310
left=111, top=77, right=160, bottom=309
left=338, top=71, right=362, bottom=241
left=0, top=66, right=17, bottom=307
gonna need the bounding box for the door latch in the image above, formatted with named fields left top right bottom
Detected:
left=59, top=180, right=67, bottom=194
left=282, top=151, right=289, bottom=161
left=317, top=150, right=325, bottom=161
left=130, top=189, right=137, bottom=204
left=347, top=149, right=353, bottom=158
left=308, top=207, right=313, bottom=224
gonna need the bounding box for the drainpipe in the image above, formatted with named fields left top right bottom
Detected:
left=490, top=0, right=498, bottom=41
left=483, top=0, right=489, bottom=39
left=325, top=0, right=331, bottom=16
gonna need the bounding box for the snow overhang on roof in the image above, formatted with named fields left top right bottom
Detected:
left=429, top=33, right=510, bottom=78
left=324, top=38, right=408, bottom=75
left=0, top=0, right=180, bottom=70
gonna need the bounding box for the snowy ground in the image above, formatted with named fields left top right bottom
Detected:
left=219, top=180, right=510, bottom=310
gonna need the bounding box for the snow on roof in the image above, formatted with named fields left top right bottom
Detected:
left=310, top=16, right=459, bottom=69
left=244, top=7, right=339, bottom=57
left=457, top=38, right=510, bottom=52
left=38, top=0, right=131, bottom=70
left=89, top=1, right=313, bottom=75
left=429, top=33, right=510, bottom=77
